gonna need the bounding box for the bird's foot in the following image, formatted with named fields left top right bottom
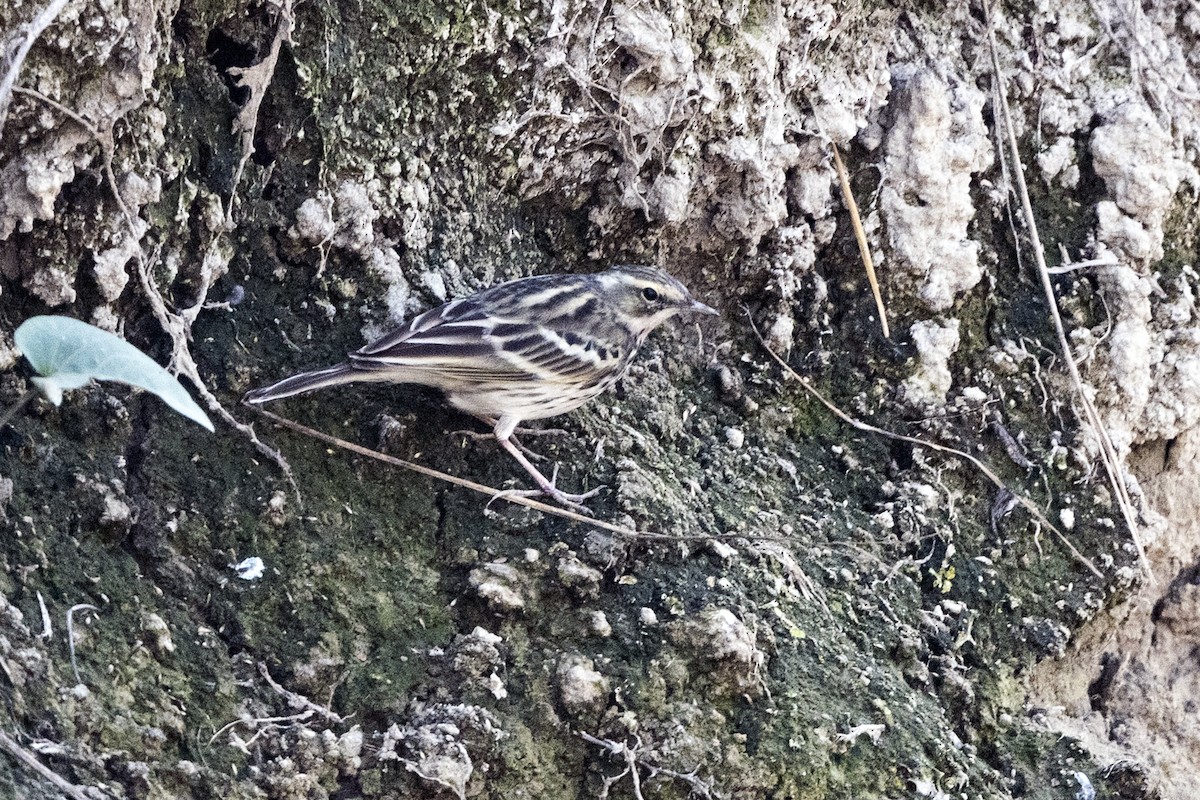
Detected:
left=532, top=463, right=605, bottom=513
left=487, top=464, right=605, bottom=514
left=495, top=436, right=603, bottom=512
left=542, top=483, right=606, bottom=514
left=494, top=485, right=604, bottom=515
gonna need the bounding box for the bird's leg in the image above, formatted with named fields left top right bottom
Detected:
left=495, top=436, right=604, bottom=513
left=491, top=416, right=603, bottom=512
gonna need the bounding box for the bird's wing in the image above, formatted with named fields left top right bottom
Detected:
left=348, top=299, right=535, bottom=383
left=353, top=297, right=488, bottom=356
left=349, top=299, right=623, bottom=385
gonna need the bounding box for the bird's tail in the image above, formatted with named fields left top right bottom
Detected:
left=244, top=363, right=359, bottom=404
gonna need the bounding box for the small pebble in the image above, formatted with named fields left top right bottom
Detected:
left=589, top=610, right=612, bottom=638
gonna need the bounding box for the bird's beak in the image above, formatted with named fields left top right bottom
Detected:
left=689, top=299, right=719, bottom=316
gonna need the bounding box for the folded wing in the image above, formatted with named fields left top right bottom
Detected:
left=349, top=298, right=625, bottom=387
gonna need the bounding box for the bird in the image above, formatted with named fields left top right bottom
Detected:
left=244, top=265, right=718, bottom=510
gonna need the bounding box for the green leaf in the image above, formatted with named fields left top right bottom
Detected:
left=14, top=316, right=214, bottom=432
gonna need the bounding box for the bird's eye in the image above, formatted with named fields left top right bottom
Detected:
left=641, top=287, right=659, bottom=302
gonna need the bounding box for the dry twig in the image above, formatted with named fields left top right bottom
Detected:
left=12, top=83, right=299, bottom=492
left=257, top=661, right=347, bottom=725
left=747, top=310, right=1103, bottom=579
left=249, top=406, right=657, bottom=539
left=247, top=406, right=822, bottom=546
left=0, top=0, right=72, bottom=138
left=0, top=729, right=93, bottom=800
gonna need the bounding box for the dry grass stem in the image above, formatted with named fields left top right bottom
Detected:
left=66, top=603, right=98, bottom=686
left=831, top=143, right=890, bottom=339
left=0, top=388, right=38, bottom=431
left=984, top=4, right=1150, bottom=583
left=246, top=406, right=815, bottom=546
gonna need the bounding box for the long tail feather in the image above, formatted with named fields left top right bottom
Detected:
left=244, top=363, right=359, bottom=404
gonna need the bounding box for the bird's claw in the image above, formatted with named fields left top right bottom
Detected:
left=487, top=465, right=606, bottom=514
left=494, top=435, right=603, bottom=513
left=518, top=484, right=605, bottom=514
left=544, top=484, right=605, bottom=514
left=534, top=463, right=604, bottom=512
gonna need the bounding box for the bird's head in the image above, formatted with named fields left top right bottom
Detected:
left=596, top=265, right=718, bottom=339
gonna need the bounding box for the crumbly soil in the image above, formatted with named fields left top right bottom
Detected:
left=1, top=0, right=1198, bottom=798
